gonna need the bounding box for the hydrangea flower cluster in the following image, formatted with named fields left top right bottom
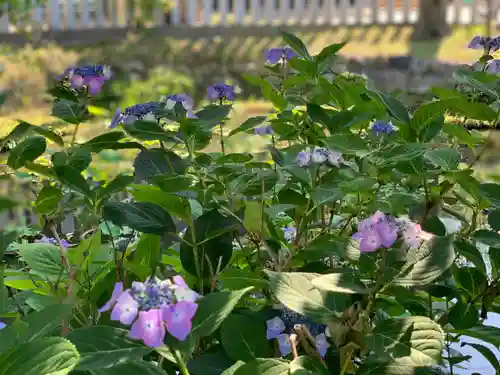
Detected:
left=35, top=235, right=70, bottom=249
left=282, top=227, right=296, bottom=243
left=254, top=125, right=274, bottom=135
left=468, top=35, right=500, bottom=54
left=352, top=211, right=432, bottom=252
left=295, top=147, right=343, bottom=168
left=265, top=47, right=298, bottom=64
left=162, top=94, right=197, bottom=119
left=371, top=120, right=395, bottom=136
left=266, top=309, right=329, bottom=357
left=58, top=64, right=112, bottom=96
left=109, top=101, right=160, bottom=129
left=99, top=276, right=199, bottom=347
left=207, top=83, right=235, bottom=102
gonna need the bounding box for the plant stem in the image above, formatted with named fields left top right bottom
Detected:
left=70, top=123, right=80, bottom=146
left=173, top=349, right=191, bottom=375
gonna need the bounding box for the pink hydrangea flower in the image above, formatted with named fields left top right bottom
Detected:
left=163, top=301, right=198, bottom=341
left=98, top=282, right=124, bottom=313
left=129, top=309, right=165, bottom=348
left=110, top=290, right=139, bottom=325
left=353, top=211, right=398, bottom=252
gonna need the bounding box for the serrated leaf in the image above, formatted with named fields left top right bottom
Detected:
left=133, top=149, right=187, bottom=184
left=425, top=148, right=461, bottom=170
left=7, top=136, right=47, bottom=170
left=54, top=165, right=94, bottom=200
left=311, top=272, right=372, bottom=294
left=17, top=243, right=65, bottom=281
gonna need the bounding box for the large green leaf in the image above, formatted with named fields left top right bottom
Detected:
left=424, top=148, right=460, bottom=170
left=17, top=243, right=65, bottom=281
left=0, top=337, right=79, bottom=375
left=133, top=149, right=187, bottom=184
left=221, top=313, right=272, bottom=362
left=229, top=116, right=268, bottom=136
left=281, top=31, right=310, bottom=58
left=35, top=185, right=62, bottom=215
left=461, top=342, right=500, bottom=371
left=266, top=271, right=346, bottom=322
left=190, top=287, right=253, bottom=340
left=472, top=229, right=500, bottom=247
left=221, top=361, right=245, bottom=375
left=54, top=165, right=94, bottom=200
left=321, top=133, right=369, bottom=156
left=452, top=325, right=500, bottom=347
left=233, top=358, right=289, bottom=375
left=102, top=202, right=176, bottom=234
left=7, top=136, right=47, bottom=170
left=87, top=360, right=170, bottom=375
left=372, top=91, right=411, bottom=124
left=51, top=99, right=87, bottom=124
left=187, top=350, right=234, bottom=375
left=359, top=316, right=444, bottom=375
left=123, top=120, right=180, bottom=143
left=453, top=240, right=487, bottom=276
left=393, top=236, right=455, bottom=287
left=66, top=326, right=151, bottom=370
left=479, top=183, right=500, bottom=208
left=311, top=272, right=372, bottom=294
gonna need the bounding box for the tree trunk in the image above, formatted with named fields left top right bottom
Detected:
left=411, top=0, right=450, bottom=40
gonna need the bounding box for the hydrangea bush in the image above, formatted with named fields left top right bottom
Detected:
left=1, top=31, right=500, bottom=375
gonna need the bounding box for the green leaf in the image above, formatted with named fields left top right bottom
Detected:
left=1, top=121, right=32, bottom=143
left=135, top=233, right=161, bottom=274
left=243, top=201, right=265, bottom=234
left=0, top=231, right=18, bottom=261
left=221, top=313, right=272, bottom=362
left=0, top=196, right=18, bottom=213
left=229, top=116, right=267, bottom=136
left=373, top=91, right=411, bottom=124
left=187, top=350, right=234, bottom=375
left=17, top=243, right=65, bottom=281
left=322, top=133, right=369, bottom=156
left=461, top=342, right=500, bottom=371
left=97, top=174, right=134, bottom=201
left=82, top=132, right=126, bottom=153
left=0, top=337, right=79, bottom=375
left=180, top=209, right=235, bottom=278
left=393, top=235, right=455, bottom=287
left=290, top=356, right=328, bottom=375
left=421, top=216, right=446, bottom=236
left=454, top=266, right=487, bottom=298
left=190, top=287, right=253, bottom=340
left=233, top=169, right=278, bottom=196
left=311, top=272, right=372, bottom=294
left=52, top=148, right=92, bottom=172
left=362, top=316, right=444, bottom=373
left=86, top=360, right=170, bottom=375
left=233, top=358, right=289, bottom=375
left=488, top=209, right=500, bottom=231
left=68, top=230, right=101, bottom=273
left=102, top=202, right=176, bottom=235
left=123, top=120, right=180, bottom=143
left=31, top=126, right=64, bottom=147
left=266, top=271, right=345, bottom=322
left=452, top=325, right=500, bottom=347
left=218, top=267, right=269, bottom=290
left=453, top=240, right=487, bottom=275
left=479, top=183, right=500, bottom=208
left=221, top=361, right=245, bottom=375
left=51, top=99, right=87, bottom=124
left=54, top=165, right=94, bottom=200
left=133, top=149, right=187, bottom=184
left=154, top=175, right=193, bottom=193
left=7, top=136, right=47, bottom=170
left=281, top=31, right=310, bottom=58
left=472, top=229, right=500, bottom=247
left=425, top=148, right=461, bottom=170
left=448, top=296, right=479, bottom=329
left=0, top=304, right=72, bottom=353
left=35, top=185, right=62, bottom=215
left=66, top=326, right=151, bottom=370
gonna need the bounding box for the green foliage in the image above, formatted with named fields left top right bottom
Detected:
left=2, top=31, right=500, bottom=375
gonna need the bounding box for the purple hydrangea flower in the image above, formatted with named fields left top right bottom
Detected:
left=315, top=333, right=329, bottom=358
left=98, top=276, right=199, bottom=347
left=162, top=94, right=197, bottom=119
left=0, top=321, right=5, bottom=330
left=35, top=236, right=70, bottom=249
left=207, top=83, right=235, bottom=101
left=282, top=227, right=296, bottom=243
left=59, top=64, right=112, bottom=95
left=276, top=334, right=292, bottom=356
left=295, top=151, right=311, bottom=167
left=468, top=36, right=500, bottom=53
left=254, top=125, right=274, bottom=135
left=162, top=300, right=198, bottom=341
left=109, top=101, right=159, bottom=128
left=486, top=59, right=500, bottom=74
left=352, top=211, right=398, bottom=252
left=266, top=316, right=286, bottom=339
left=371, top=120, right=395, bottom=135
left=311, top=147, right=330, bottom=164
left=265, top=48, right=298, bottom=64
left=129, top=309, right=165, bottom=348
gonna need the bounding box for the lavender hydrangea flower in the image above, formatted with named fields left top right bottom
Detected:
left=371, top=120, right=395, bottom=135
left=207, top=83, right=235, bottom=101
left=254, top=125, right=274, bottom=135
left=276, top=334, right=292, bottom=356
left=315, top=333, right=330, bottom=358
left=0, top=322, right=5, bottom=330
left=109, top=101, right=159, bottom=128
left=98, top=276, right=199, bottom=347
left=266, top=316, right=286, bottom=339
left=162, top=94, right=197, bottom=119
left=35, top=236, right=70, bottom=249
left=282, top=227, right=296, bottom=243
left=265, top=48, right=298, bottom=64
left=468, top=36, right=500, bottom=53
left=59, top=64, right=112, bottom=95
left=295, top=148, right=343, bottom=168
left=295, top=151, right=311, bottom=167
left=352, top=211, right=398, bottom=252
left=486, top=59, right=500, bottom=74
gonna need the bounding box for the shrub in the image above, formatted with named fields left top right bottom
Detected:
left=1, top=32, right=500, bottom=375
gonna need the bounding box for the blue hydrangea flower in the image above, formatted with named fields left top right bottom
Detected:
left=254, top=125, right=274, bottom=135
left=265, top=48, right=298, bottom=64
left=207, top=83, right=235, bottom=101
left=486, top=59, right=500, bottom=74
left=295, top=148, right=343, bottom=168
left=162, top=94, right=197, bottom=119
left=0, top=321, right=5, bottom=330
left=371, top=120, right=395, bottom=135
left=59, top=64, right=112, bottom=95
left=109, top=102, right=159, bottom=128
left=266, top=316, right=286, bottom=339
left=277, top=334, right=292, bottom=356
left=282, top=227, right=296, bottom=243
left=35, top=236, right=70, bottom=249
left=468, top=35, right=500, bottom=53
left=295, top=151, right=311, bottom=167
left=315, top=333, right=330, bottom=357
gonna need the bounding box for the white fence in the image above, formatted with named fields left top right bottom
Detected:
left=0, top=0, right=499, bottom=34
